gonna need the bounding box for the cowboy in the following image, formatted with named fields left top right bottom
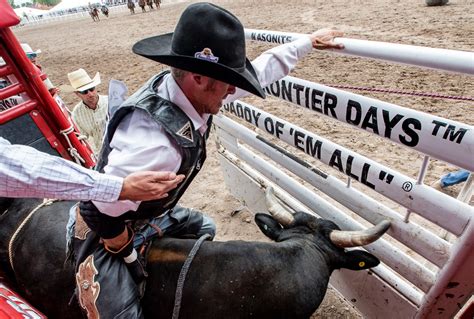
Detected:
left=67, top=68, right=108, bottom=155
left=74, top=3, right=344, bottom=317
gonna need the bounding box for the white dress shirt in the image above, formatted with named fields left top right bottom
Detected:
left=94, top=37, right=313, bottom=216
left=0, top=137, right=122, bottom=201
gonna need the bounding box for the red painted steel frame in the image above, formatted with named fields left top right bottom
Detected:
left=0, top=0, right=95, bottom=167
left=0, top=284, right=47, bottom=319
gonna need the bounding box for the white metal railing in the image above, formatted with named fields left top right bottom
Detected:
left=261, top=76, right=474, bottom=172
left=216, top=114, right=437, bottom=293
left=221, top=100, right=472, bottom=235
left=216, top=30, right=473, bottom=319
left=244, top=28, right=474, bottom=75
left=215, top=113, right=451, bottom=267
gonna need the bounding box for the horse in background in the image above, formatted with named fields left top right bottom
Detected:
left=146, top=0, right=154, bottom=10
left=89, top=7, right=100, bottom=22
left=153, top=0, right=160, bottom=9
left=127, top=0, right=135, bottom=14
left=101, top=5, right=109, bottom=18
left=138, top=0, right=146, bottom=12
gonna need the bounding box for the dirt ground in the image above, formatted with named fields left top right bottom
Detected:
left=13, top=0, right=473, bottom=317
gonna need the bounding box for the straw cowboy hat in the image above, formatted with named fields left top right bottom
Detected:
left=20, top=43, right=41, bottom=56
left=65, top=68, right=101, bottom=92
left=132, top=2, right=265, bottom=98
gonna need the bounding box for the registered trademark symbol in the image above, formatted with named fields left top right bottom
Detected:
left=402, top=181, right=413, bottom=192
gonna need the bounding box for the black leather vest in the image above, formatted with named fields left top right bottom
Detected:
left=97, top=72, right=212, bottom=219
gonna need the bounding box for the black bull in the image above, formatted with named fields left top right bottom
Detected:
left=0, top=195, right=389, bottom=318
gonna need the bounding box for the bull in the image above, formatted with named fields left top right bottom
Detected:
left=0, top=188, right=389, bottom=318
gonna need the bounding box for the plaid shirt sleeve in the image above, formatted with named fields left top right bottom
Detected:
left=0, top=138, right=123, bottom=202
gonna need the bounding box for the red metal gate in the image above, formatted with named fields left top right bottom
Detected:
left=0, top=0, right=96, bottom=168
left=1, top=1, right=97, bottom=316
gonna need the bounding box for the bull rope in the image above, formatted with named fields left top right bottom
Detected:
left=8, top=199, right=57, bottom=273
left=172, top=233, right=211, bottom=319
left=325, top=84, right=474, bottom=101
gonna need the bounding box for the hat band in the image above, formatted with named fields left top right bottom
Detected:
left=168, top=48, right=247, bottom=73
left=194, top=48, right=219, bottom=63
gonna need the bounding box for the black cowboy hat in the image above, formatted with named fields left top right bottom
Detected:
left=132, top=2, right=265, bottom=98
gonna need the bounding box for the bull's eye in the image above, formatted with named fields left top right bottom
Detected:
left=263, top=225, right=268, bottom=230
left=358, top=261, right=365, bottom=268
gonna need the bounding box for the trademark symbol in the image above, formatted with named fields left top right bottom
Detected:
left=402, top=181, right=413, bottom=192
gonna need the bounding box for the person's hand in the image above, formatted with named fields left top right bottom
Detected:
left=119, top=171, right=185, bottom=201
left=49, top=87, right=60, bottom=97
left=309, top=28, right=344, bottom=50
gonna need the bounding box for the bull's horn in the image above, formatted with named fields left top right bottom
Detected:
left=265, top=187, right=294, bottom=226
left=329, top=220, right=391, bottom=248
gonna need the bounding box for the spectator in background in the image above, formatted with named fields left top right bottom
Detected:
left=66, top=68, right=108, bottom=155
left=0, top=42, right=62, bottom=111
left=1, top=43, right=55, bottom=111
left=21, top=43, right=59, bottom=96
left=21, top=43, right=41, bottom=67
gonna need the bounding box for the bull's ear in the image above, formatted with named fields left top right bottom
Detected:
left=339, top=250, right=380, bottom=270
left=255, top=213, right=283, bottom=241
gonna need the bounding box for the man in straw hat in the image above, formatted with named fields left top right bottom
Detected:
left=74, top=2, right=344, bottom=317
left=68, top=68, right=108, bottom=155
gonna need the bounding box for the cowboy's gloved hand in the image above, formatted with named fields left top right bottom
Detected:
left=79, top=200, right=102, bottom=227
left=49, top=87, right=59, bottom=97
left=79, top=200, right=95, bottom=211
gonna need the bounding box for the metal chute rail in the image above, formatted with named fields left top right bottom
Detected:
left=215, top=29, right=473, bottom=318
left=244, top=28, right=474, bottom=75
